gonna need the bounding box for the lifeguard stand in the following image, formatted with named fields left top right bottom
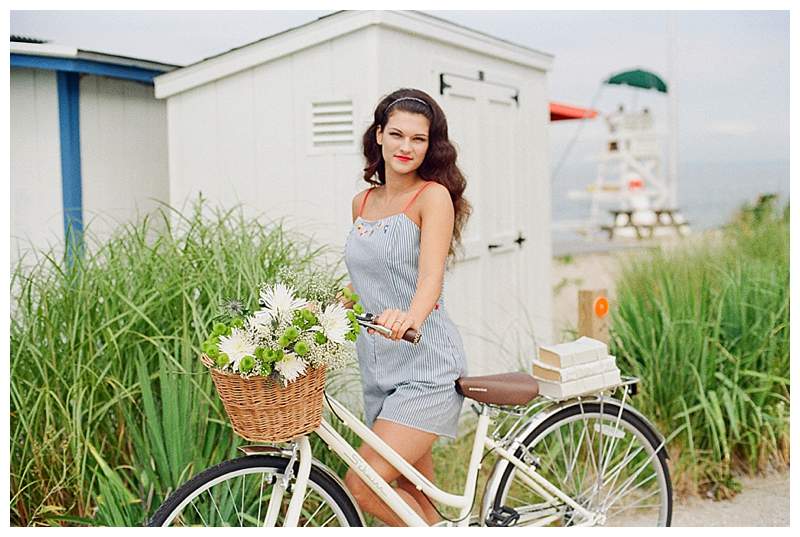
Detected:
left=566, top=69, right=691, bottom=240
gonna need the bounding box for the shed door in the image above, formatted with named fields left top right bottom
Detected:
left=440, top=76, right=528, bottom=376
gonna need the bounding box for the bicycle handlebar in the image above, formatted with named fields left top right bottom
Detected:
left=354, top=313, right=421, bottom=345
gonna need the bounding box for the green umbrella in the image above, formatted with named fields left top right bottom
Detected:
left=604, top=69, right=668, bottom=93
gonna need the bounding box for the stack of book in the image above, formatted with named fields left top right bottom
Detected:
left=533, top=336, right=621, bottom=399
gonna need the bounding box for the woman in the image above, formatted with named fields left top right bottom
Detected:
left=341, top=88, right=472, bottom=526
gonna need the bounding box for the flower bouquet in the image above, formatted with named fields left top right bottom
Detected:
left=200, top=270, right=363, bottom=442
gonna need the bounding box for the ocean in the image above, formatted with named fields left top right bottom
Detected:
left=551, top=159, right=789, bottom=255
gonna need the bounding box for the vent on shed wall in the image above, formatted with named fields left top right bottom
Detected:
left=311, top=100, right=354, bottom=147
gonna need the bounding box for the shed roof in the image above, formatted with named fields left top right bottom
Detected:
left=10, top=40, right=179, bottom=72
left=154, top=10, right=554, bottom=99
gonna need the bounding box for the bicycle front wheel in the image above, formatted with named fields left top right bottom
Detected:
left=148, top=455, right=362, bottom=527
left=491, top=402, right=672, bottom=526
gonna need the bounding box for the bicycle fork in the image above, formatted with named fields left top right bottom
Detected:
left=261, top=436, right=313, bottom=527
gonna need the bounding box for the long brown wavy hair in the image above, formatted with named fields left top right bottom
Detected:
left=362, top=88, right=472, bottom=261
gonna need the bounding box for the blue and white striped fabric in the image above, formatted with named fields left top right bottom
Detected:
left=344, top=185, right=468, bottom=439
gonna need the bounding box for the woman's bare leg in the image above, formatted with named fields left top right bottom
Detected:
left=395, top=448, right=441, bottom=524
left=343, top=419, right=437, bottom=526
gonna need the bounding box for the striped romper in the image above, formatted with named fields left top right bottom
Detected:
left=344, top=181, right=468, bottom=439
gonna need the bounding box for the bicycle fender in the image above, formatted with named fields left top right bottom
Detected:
left=238, top=445, right=365, bottom=526
left=479, top=396, right=667, bottom=524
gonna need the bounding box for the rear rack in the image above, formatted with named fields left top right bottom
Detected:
left=484, top=376, right=641, bottom=447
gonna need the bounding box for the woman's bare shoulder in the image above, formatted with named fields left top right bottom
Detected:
left=419, top=181, right=453, bottom=212
left=351, top=186, right=376, bottom=220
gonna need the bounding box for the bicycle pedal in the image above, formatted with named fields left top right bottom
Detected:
left=486, top=506, right=519, bottom=527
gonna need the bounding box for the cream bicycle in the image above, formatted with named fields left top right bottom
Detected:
left=148, top=316, right=672, bottom=527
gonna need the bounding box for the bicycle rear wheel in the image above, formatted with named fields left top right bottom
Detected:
left=148, top=455, right=362, bottom=527
left=490, top=402, right=672, bottom=526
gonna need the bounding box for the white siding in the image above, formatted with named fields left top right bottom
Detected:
left=166, top=26, right=377, bottom=252
left=10, top=68, right=65, bottom=268
left=80, top=75, right=169, bottom=245
left=162, top=20, right=554, bottom=376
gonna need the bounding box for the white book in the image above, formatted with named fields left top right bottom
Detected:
left=533, top=356, right=617, bottom=383
left=537, top=337, right=608, bottom=368
left=537, top=368, right=622, bottom=399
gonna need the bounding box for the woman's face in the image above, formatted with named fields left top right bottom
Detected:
left=376, top=110, right=431, bottom=177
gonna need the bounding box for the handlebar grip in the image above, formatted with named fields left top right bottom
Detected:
left=402, top=328, right=421, bottom=344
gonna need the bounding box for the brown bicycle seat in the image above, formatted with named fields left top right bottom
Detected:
left=455, top=372, right=540, bottom=406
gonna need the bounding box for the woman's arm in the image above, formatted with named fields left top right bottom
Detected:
left=407, top=183, right=454, bottom=326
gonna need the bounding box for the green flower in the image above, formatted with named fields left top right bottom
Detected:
left=215, top=353, right=230, bottom=368
left=239, top=355, right=255, bottom=374
left=345, top=332, right=357, bottom=342
left=278, top=335, right=291, bottom=348
left=212, top=322, right=228, bottom=336
left=284, top=326, right=300, bottom=341
left=230, top=317, right=244, bottom=329
left=341, top=286, right=354, bottom=300
left=260, top=361, right=273, bottom=376
left=352, top=303, right=364, bottom=315
left=314, top=332, right=328, bottom=345
left=294, top=341, right=310, bottom=356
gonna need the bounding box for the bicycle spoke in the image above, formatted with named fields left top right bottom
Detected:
left=190, top=498, right=209, bottom=526
left=606, top=487, right=661, bottom=519
left=320, top=513, right=337, bottom=527
left=304, top=500, right=327, bottom=527
left=241, top=475, right=246, bottom=526
left=224, top=479, right=242, bottom=526
left=207, top=487, right=225, bottom=525
left=257, top=475, right=265, bottom=525
left=601, top=463, right=659, bottom=512
left=494, top=404, right=670, bottom=527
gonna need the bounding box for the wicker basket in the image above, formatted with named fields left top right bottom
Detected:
left=201, top=354, right=326, bottom=442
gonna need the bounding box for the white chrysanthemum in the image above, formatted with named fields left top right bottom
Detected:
left=260, top=283, right=307, bottom=322
left=245, top=316, right=273, bottom=346
left=314, top=303, right=350, bottom=344
left=275, top=353, right=307, bottom=384
left=217, top=328, right=257, bottom=370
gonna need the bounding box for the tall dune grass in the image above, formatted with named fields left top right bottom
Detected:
left=11, top=195, right=789, bottom=524
left=610, top=196, right=789, bottom=497
left=10, top=200, right=347, bottom=526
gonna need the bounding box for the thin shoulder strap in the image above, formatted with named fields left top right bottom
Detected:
left=402, top=181, right=435, bottom=212
left=358, top=187, right=375, bottom=217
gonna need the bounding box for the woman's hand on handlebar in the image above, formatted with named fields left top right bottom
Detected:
left=370, top=309, right=419, bottom=341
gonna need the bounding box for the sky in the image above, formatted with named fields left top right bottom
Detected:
left=10, top=9, right=789, bottom=168
left=5, top=11, right=791, bottom=260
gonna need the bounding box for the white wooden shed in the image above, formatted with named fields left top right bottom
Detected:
left=154, top=10, right=555, bottom=374
left=10, top=38, right=177, bottom=268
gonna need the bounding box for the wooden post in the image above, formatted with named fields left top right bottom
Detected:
left=578, top=289, right=609, bottom=343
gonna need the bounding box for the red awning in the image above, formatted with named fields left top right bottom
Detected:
left=550, top=101, right=598, bottom=121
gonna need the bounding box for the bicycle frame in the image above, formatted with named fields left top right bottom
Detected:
left=266, top=393, right=600, bottom=527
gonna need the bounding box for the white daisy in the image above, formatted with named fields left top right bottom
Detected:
left=217, top=328, right=257, bottom=370
left=313, top=302, right=350, bottom=344
left=251, top=308, right=274, bottom=327
left=275, top=353, right=307, bottom=384
left=260, top=283, right=307, bottom=322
